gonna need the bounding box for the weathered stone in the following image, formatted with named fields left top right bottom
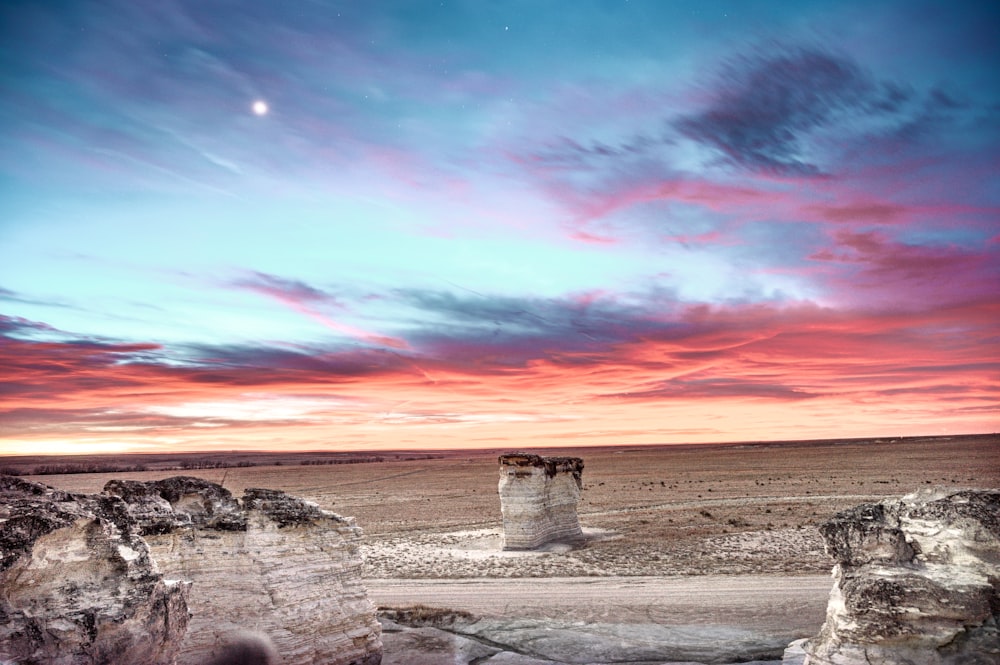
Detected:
left=104, top=475, right=246, bottom=533
left=793, top=487, right=1000, bottom=665
left=498, top=453, right=585, bottom=550
left=379, top=623, right=499, bottom=665
left=103, top=477, right=382, bottom=665
left=381, top=607, right=789, bottom=664
left=0, top=476, right=190, bottom=665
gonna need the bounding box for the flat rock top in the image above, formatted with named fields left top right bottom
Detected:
left=99, top=476, right=349, bottom=532
left=244, top=486, right=347, bottom=526
left=499, top=453, right=584, bottom=478
left=104, top=475, right=239, bottom=506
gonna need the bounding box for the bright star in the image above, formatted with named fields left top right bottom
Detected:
left=252, top=100, right=268, bottom=116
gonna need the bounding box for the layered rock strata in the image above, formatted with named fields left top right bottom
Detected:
left=104, top=476, right=382, bottom=665
left=498, top=453, right=584, bottom=550
left=0, top=476, right=190, bottom=665
left=794, top=487, right=1000, bottom=665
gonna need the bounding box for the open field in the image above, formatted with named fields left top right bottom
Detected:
left=8, top=434, right=998, bottom=660
left=12, top=434, right=999, bottom=580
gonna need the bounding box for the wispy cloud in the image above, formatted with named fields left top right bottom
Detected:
left=228, top=271, right=408, bottom=349
left=4, top=280, right=997, bottom=447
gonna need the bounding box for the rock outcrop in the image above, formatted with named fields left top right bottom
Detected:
left=0, top=476, right=190, bottom=665
left=498, top=453, right=584, bottom=550
left=103, top=476, right=382, bottom=665
left=791, top=488, right=1000, bottom=665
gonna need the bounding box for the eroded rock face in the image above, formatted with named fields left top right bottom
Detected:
left=498, top=453, right=584, bottom=550
left=0, top=476, right=190, bottom=665
left=103, top=477, right=382, bottom=665
left=104, top=476, right=245, bottom=533
left=799, top=488, right=1000, bottom=665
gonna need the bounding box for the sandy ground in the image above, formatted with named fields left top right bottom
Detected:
left=361, top=524, right=827, bottom=578
left=368, top=574, right=832, bottom=632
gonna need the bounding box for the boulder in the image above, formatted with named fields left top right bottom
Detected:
left=794, top=488, right=1000, bottom=665
left=498, top=453, right=585, bottom=550
left=0, top=476, right=190, bottom=665
left=103, top=477, right=382, bottom=665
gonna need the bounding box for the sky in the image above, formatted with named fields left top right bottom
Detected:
left=1, top=1, right=998, bottom=455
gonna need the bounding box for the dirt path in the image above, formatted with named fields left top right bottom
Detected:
left=579, top=493, right=884, bottom=517
left=368, top=574, right=832, bottom=633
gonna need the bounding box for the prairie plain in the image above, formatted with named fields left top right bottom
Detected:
left=17, top=434, right=998, bottom=580
left=8, top=434, right=999, bottom=650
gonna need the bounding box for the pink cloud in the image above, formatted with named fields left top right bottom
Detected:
left=230, top=272, right=409, bottom=350
left=806, top=229, right=999, bottom=308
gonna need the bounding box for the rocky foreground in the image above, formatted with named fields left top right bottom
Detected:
left=1, top=475, right=996, bottom=665
left=377, top=488, right=1000, bottom=665
left=786, top=487, right=1000, bottom=665
left=0, top=475, right=381, bottom=665
left=0, top=477, right=189, bottom=665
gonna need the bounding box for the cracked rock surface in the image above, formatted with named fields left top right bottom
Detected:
left=0, top=476, right=190, bottom=665
left=0, top=475, right=382, bottom=665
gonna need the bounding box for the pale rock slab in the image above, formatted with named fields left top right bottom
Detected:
left=0, top=476, right=190, bottom=665
left=104, top=476, right=382, bottom=665
left=498, top=453, right=585, bottom=550
left=380, top=608, right=789, bottom=664
left=791, top=488, right=1000, bottom=665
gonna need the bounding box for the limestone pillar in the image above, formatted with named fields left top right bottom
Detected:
left=498, top=453, right=584, bottom=550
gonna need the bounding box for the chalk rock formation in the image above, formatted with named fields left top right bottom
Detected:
left=0, top=476, right=190, bottom=665
left=794, top=488, right=1000, bottom=665
left=103, top=476, right=382, bottom=665
left=498, top=453, right=584, bottom=550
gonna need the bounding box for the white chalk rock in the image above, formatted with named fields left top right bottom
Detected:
left=104, top=477, right=382, bottom=665
left=0, top=476, right=190, bottom=665
left=498, top=453, right=584, bottom=550
left=792, top=488, right=1000, bottom=665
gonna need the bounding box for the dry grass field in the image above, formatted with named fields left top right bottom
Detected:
left=11, top=434, right=998, bottom=580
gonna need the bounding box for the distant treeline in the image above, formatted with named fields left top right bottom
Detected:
left=0, top=460, right=258, bottom=476
left=300, top=457, right=386, bottom=465
left=0, top=452, right=448, bottom=477
left=1, top=463, right=151, bottom=476
left=177, top=460, right=258, bottom=469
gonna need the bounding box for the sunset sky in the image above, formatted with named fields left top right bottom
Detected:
left=2, top=1, right=998, bottom=455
